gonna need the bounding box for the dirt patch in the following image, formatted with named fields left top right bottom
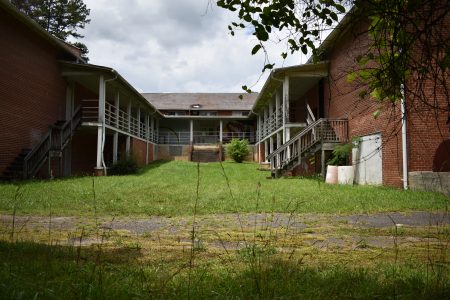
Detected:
left=335, top=212, right=450, bottom=228
left=0, top=215, right=75, bottom=230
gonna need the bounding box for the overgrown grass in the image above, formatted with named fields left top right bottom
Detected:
left=0, top=160, right=448, bottom=217
left=0, top=160, right=448, bottom=299
left=0, top=240, right=448, bottom=299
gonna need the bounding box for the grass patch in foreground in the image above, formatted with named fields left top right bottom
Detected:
left=0, top=160, right=448, bottom=217
left=0, top=240, right=448, bottom=299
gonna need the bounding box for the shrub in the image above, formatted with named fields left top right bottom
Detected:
left=327, top=137, right=362, bottom=166
left=226, top=139, right=250, bottom=163
left=109, top=156, right=139, bottom=175
left=327, top=143, right=352, bottom=166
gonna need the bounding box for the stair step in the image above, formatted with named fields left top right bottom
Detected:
left=191, top=149, right=221, bottom=163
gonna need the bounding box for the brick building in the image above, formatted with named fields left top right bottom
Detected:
left=0, top=1, right=161, bottom=178
left=1, top=1, right=449, bottom=192
left=253, top=8, right=450, bottom=191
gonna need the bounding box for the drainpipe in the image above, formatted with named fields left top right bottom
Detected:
left=400, top=83, right=408, bottom=190
left=101, top=71, right=118, bottom=175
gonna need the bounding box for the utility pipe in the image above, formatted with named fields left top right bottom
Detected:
left=101, top=71, right=118, bottom=176
left=400, top=83, right=408, bottom=190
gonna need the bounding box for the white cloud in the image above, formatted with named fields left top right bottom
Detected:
left=79, top=0, right=301, bottom=93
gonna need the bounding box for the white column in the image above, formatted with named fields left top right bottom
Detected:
left=113, top=92, right=119, bottom=163
left=146, top=113, right=149, bottom=164
left=150, top=115, right=154, bottom=142
left=268, top=99, right=273, bottom=133
left=126, top=102, right=131, bottom=157
left=258, top=114, right=262, bottom=142
left=265, top=107, right=269, bottom=135
left=269, top=136, right=274, bottom=154
left=275, top=90, right=281, bottom=128
left=276, top=132, right=282, bottom=149
left=154, top=118, right=159, bottom=160
left=155, top=118, right=159, bottom=143
left=96, top=75, right=105, bottom=169
left=264, top=140, right=268, bottom=162
left=219, top=120, right=223, bottom=143
left=137, top=106, right=141, bottom=138
left=190, top=119, right=194, bottom=143
left=282, top=76, right=289, bottom=144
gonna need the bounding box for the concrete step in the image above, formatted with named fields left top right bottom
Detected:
left=191, top=150, right=221, bottom=163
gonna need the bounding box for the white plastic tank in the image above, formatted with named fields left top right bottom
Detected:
left=338, top=166, right=354, bottom=185
left=325, top=165, right=338, bottom=184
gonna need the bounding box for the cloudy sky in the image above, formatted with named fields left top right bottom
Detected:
left=79, top=0, right=306, bottom=93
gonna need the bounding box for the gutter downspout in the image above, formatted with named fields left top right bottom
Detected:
left=401, top=83, right=408, bottom=190
left=102, top=71, right=118, bottom=176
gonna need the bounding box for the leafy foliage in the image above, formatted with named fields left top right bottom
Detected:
left=217, top=0, right=450, bottom=116
left=12, top=0, right=90, bottom=60
left=109, top=157, right=139, bottom=175
left=327, top=143, right=352, bottom=166
left=226, top=139, right=250, bottom=163
left=71, top=41, right=89, bottom=62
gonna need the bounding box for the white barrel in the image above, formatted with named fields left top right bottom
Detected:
left=338, top=166, right=354, bottom=185
left=325, top=165, right=338, bottom=184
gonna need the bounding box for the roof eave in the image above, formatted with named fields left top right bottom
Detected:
left=60, top=61, right=164, bottom=117
left=251, top=61, right=329, bottom=113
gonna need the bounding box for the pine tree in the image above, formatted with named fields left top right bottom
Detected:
left=12, top=0, right=90, bottom=61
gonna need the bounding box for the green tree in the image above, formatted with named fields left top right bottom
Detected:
left=216, top=0, right=450, bottom=117
left=12, top=0, right=90, bottom=61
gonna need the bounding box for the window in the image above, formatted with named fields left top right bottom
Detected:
left=199, top=111, right=218, bottom=116
left=232, top=111, right=248, bottom=116
left=166, top=111, right=186, bottom=116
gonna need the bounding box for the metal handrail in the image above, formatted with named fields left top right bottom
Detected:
left=267, top=118, right=322, bottom=161
left=267, top=118, right=348, bottom=171
left=23, top=105, right=83, bottom=179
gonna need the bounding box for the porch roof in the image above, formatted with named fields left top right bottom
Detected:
left=60, top=61, right=163, bottom=116
left=251, top=61, right=329, bottom=113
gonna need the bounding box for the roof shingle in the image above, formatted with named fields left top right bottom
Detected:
left=141, top=93, right=258, bottom=111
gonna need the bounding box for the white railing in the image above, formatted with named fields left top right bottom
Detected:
left=267, top=119, right=348, bottom=172
left=158, top=131, right=256, bottom=145
left=82, top=100, right=157, bottom=143
left=259, top=106, right=283, bottom=141
left=158, top=131, right=191, bottom=145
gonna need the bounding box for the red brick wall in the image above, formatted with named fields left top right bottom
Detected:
left=403, top=7, right=450, bottom=173
left=0, top=10, right=73, bottom=174
left=407, top=82, right=450, bottom=173
left=148, top=142, right=154, bottom=162
left=131, top=138, right=155, bottom=166
left=323, top=14, right=450, bottom=187
left=323, top=19, right=404, bottom=187
left=256, top=142, right=265, bottom=163
left=71, top=131, right=97, bottom=175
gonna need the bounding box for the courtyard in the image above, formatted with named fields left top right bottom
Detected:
left=0, top=161, right=448, bottom=298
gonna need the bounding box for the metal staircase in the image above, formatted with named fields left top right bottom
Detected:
left=267, top=118, right=348, bottom=177
left=2, top=106, right=82, bottom=180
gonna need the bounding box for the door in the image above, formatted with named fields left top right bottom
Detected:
left=353, top=133, right=382, bottom=185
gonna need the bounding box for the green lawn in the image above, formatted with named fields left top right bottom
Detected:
left=0, top=160, right=448, bottom=217
left=1, top=161, right=449, bottom=299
